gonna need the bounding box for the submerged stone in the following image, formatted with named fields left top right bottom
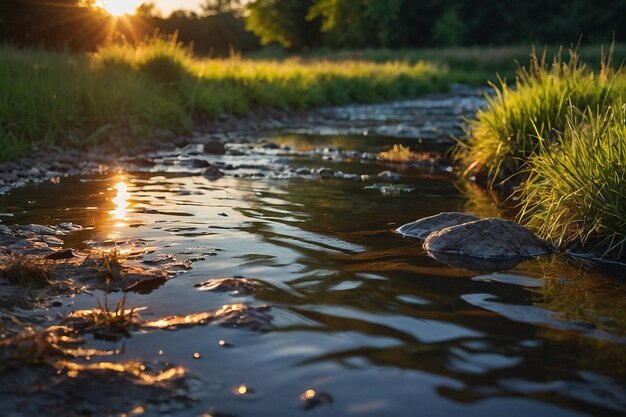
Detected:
left=364, top=183, right=415, bottom=195
left=377, top=170, right=402, bottom=181
left=397, top=212, right=480, bottom=240
left=194, top=277, right=256, bottom=296
left=203, top=165, right=224, bottom=180
left=424, top=218, right=552, bottom=259
left=203, top=141, right=226, bottom=154
left=143, top=303, right=273, bottom=332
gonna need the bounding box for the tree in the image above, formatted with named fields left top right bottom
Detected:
left=307, top=0, right=401, bottom=47
left=432, top=7, right=467, bottom=46
left=136, top=2, right=160, bottom=17
left=201, top=0, right=243, bottom=16
left=246, top=0, right=320, bottom=49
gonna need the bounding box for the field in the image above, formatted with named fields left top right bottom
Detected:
left=1, top=36, right=458, bottom=161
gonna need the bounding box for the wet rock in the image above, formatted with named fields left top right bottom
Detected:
left=142, top=303, right=273, bottom=332
left=141, top=254, right=177, bottom=264
left=424, top=218, right=553, bottom=259
left=44, top=249, right=76, bottom=261
left=317, top=168, right=335, bottom=179
left=186, top=158, right=211, bottom=168
left=0, top=361, right=196, bottom=417
left=377, top=170, right=402, bottom=181
left=194, top=277, right=256, bottom=296
left=203, top=165, right=224, bottom=180
left=70, top=255, right=170, bottom=294
left=363, top=183, right=415, bottom=195
left=261, top=142, right=280, bottom=149
left=215, top=304, right=273, bottom=332
left=40, top=235, right=64, bottom=247
left=56, top=223, right=83, bottom=233
left=203, top=141, right=226, bottom=154
left=16, top=224, right=58, bottom=237
left=397, top=212, right=480, bottom=240
left=343, top=173, right=360, bottom=181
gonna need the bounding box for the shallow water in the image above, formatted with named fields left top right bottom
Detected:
left=1, top=134, right=625, bottom=417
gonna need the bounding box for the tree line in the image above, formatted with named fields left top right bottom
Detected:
left=1, top=0, right=625, bottom=54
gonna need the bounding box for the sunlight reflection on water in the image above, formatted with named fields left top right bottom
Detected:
left=111, top=177, right=130, bottom=222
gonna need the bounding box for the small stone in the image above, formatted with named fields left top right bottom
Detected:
left=44, top=249, right=76, bottom=260
left=203, top=166, right=224, bottom=180
left=203, top=141, right=226, bottom=154
left=317, top=168, right=335, bottom=179
left=261, top=142, right=280, bottom=149
left=377, top=170, right=402, bottom=181
left=188, top=159, right=211, bottom=168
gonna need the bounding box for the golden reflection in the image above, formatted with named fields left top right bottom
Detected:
left=59, top=360, right=186, bottom=383
left=111, top=177, right=130, bottom=221
left=143, top=312, right=214, bottom=329
left=234, top=384, right=249, bottom=395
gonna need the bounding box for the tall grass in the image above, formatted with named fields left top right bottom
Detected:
left=519, top=105, right=626, bottom=259
left=250, top=44, right=626, bottom=85
left=456, top=45, right=626, bottom=259
left=0, top=35, right=458, bottom=161
left=0, top=44, right=189, bottom=160
left=456, top=47, right=626, bottom=185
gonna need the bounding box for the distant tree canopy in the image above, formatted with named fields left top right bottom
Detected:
left=246, top=0, right=626, bottom=49
left=1, top=0, right=625, bottom=53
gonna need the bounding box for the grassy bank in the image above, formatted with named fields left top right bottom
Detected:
left=457, top=47, right=626, bottom=259
left=520, top=106, right=626, bottom=259
left=0, top=36, right=465, bottom=161
left=249, top=44, right=626, bottom=85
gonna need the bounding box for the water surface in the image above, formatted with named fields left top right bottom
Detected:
left=1, top=134, right=624, bottom=417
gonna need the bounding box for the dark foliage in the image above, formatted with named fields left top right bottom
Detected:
left=1, top=0, right=625, bottom=53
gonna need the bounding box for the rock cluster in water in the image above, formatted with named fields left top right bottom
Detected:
left=397, top=212, right=553, bottom=269
left=0, top=223, right=195, bottom=308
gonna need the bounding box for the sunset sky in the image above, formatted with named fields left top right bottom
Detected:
left=99, top=0, right=204, bottom=16
left=152, top=0, right=203, bottom=15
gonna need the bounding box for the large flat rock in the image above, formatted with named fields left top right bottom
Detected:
left=396, top=212, right=480, bottom=240
left=424, top=218, right=552, bottom=259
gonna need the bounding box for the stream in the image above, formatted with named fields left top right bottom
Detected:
left=0, top=93, right=625, bottom=417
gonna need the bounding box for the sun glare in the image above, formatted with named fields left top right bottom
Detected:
left=111, top=178, right=130, bottom=221
left=99, top=0, right=141, bottom=16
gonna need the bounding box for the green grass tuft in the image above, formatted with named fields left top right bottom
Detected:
left=456, top=46, right=626, bottom=185
left=519, top=105, right=626, bottom=259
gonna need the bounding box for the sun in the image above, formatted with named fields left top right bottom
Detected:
left=98, top=0, right=142, bottom=16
